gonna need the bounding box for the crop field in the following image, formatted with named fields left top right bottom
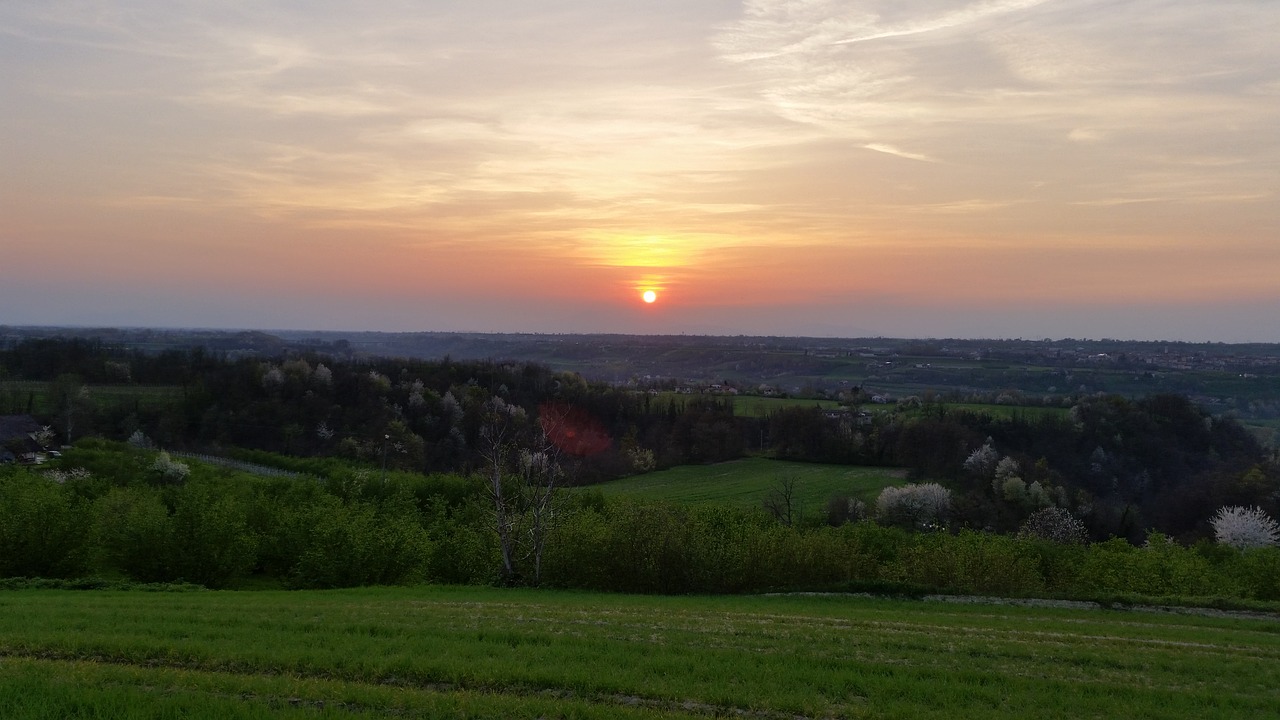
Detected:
left=593, top=457, right=906, bottom=509
left=1, top=586, right=1277, bottom=719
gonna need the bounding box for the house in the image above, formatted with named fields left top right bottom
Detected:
left=0, top=415, right=45, bottom=464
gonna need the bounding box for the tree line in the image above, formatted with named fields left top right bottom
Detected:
left=3, top=440, right=1278, bottom=603
left=3, top=337, right=1277, bottom=545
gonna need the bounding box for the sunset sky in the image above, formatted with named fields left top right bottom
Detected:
left=3, top=1, right=1278, bottom=341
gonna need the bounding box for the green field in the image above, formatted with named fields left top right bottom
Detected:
left=594, top=457, right=906, bottom=510
left=0, top=381, right=183, bottom=415
left=731, top=395, right=840, bottom=417
left=1, top=586, right=1277, bottom=719
left=653, top=392, right=840, bottom=418
left=937, top=402, right=1070, bottom=420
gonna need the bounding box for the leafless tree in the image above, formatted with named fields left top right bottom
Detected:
left=763, top=474, right=802, bottom=526
left=478, top=396, right=565, bottom=585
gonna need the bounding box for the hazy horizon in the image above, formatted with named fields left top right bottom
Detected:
left=4, top=1, right=1278, bottom=343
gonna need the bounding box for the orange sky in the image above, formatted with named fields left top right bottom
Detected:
left=2, top=1, right=1278, bottom=340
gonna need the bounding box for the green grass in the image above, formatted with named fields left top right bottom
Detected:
left=731, top=395, right=841, bottom=417
left=652, top=392, right=841, bottom=418
left=0, top=381, right=183, bottom=415
left=1, top=586, right=1277, bottom=719
left=593, top=457, right=906, bottom=510
left=938, top=402, right=1070, bottom=420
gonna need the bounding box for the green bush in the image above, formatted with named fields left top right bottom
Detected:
left=0, top=470, right=90, bottom=578
left=289, top=492, right=430, bottom=588
left=168, top=480, right=258, bottom=588
left=91, top=486, right=173, bottom=582
left=890, top=530, right=1043, bottom=596
left=1076, top=535, right=1227, bottom=597
left=1224, top=546, right=1280, bottom=601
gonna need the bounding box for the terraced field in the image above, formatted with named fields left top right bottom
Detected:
left=1, top=586, right=1277, bottom=719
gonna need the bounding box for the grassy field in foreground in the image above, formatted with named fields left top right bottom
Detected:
left=593, top=457, right=906, bottom=510
left=1, top=586, right=1278, bottom=719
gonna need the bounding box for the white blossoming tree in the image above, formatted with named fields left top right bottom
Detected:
left=151, top=451, right=191, bottom=484
left=876, top=482, right=951, bottom=529
left=1018, top=507, right=1088, bottom=544
left=1210, top=506, right=1280, bottom=550
left=963, top=441, right=1000, bottom=477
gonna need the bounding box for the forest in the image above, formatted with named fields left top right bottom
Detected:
left=2, top=337, right=1278, bottom=599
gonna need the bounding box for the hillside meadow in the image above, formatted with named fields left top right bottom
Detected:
left=1, top=585, right=1277, bottom=719
left=591, top=457, right=906, bottom=510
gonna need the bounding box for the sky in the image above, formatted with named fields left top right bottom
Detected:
left=2, top=0, right=1278, bottom=342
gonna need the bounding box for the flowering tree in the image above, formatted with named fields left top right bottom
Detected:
left=876, top=482, right=951, bottom=529
left=1017, top=507, right=1088, bottom=544
left=151, top=451, right=190, bottom=484
left=1210, top=506, right=1280, bottom=550
left=963, top=441, right=1000, bottom=477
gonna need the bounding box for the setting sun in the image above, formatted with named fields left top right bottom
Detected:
left=642, top=290, right=657, bottom=304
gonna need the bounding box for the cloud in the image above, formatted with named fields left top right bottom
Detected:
left=863, top=143, right=935, bottom=162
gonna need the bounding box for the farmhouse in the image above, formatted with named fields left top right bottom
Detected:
left=0, top=414, right=44, bottom=464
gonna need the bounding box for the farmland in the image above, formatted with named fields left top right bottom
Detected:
left=0, top=381, right=183, bottom=415
left=1, top=586, right=1277, bottom=719
left=592, top=457, right=907, bottom=510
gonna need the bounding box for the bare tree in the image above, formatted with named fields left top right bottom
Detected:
left=478, top=396, right=565, bottom=585
left=763, top=474, right=802, bottom=526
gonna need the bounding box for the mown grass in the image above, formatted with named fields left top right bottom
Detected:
left=1, top=586, right=1277, bottom=719
left=592, top=457, right=906, bottom=510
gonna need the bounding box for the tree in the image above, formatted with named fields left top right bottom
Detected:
left=763, top=475, right=802, bottom=526
left=49, top=374, right=92, bottom=444
left=876, top=483, right=951, bottom=529
left=1017, top=507, right=1088, bottom=544
left=477, top=396, right=564, bottom=585
left=1210, top=506, right=1280, bottom=550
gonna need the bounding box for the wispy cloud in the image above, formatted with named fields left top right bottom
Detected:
left=2, top=1, right=1279, bottom=339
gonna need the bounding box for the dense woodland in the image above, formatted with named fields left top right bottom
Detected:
left=2, top=337, right=1279, bottom=598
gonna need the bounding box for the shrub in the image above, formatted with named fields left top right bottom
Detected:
left=0, top=471, right=90, bottom=578
left=290, top=492, right=429, bottom=588
left=892, top=531, right=1043, bottom=595
left=168, top=481, right=258, bottom=588
left=91, top=487, right=173, bottom=582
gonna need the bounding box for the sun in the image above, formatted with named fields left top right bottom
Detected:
left=642, top=290, right=657, bottom=304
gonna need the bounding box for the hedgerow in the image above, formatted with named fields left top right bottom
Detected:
left=2, top=447, right=1279, bottom=606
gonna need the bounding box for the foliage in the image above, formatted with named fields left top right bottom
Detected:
left=0, top=470, right=89, bottom=578
left=289, top=492, right=430, bottom=588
